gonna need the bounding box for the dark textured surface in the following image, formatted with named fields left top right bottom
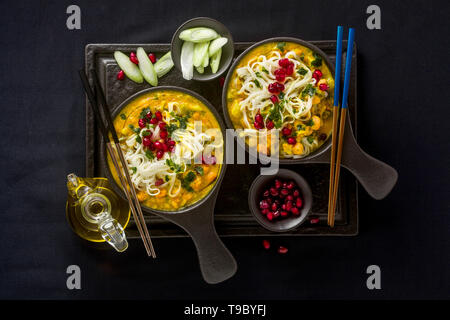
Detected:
left=0, top=0, right=449, bottom=299
left=86, top=41, right=357, bottom=237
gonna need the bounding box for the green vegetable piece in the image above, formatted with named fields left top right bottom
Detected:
left=180, top=41, right=194, bottom=80
left=297, top=67, right=307, bottom=76
left=130, top=167, right=137, bottom=174
left=208, top=37, right=228, bottom=56
left=311, top=53, right=323, bottom=67
left=194, top=166, right=204, bottom=176
left=120, top=113, right=126, bottom=120
left=196, top=66, right=205, bottom=74
left=253, top=79, right=261, bottom=88
left=277, top=42, right=286, bottom=52
left=154, top=51, right=174, bottom=78
left=307, top=136, right=315, bottom=144
left=179, top=27, right=219, bottom=43
left=114, top=51, right=143, bottom=83
left=210, top=48, right=222, bottom=74
left=136, top=47, right=158, bottom=86
left=193, top=42, right=209, bottom=67
left=145, top=150, right=155, bottom=160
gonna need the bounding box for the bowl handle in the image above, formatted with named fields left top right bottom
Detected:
left=162, top=197, right=237, bottom=284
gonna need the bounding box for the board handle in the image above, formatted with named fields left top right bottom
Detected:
left=340, top=116, right=398, bottom=200
left=163, top=198, right=237, bottom=284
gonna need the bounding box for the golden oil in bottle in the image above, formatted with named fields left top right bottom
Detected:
left=66, top=173, right=130, bottom=252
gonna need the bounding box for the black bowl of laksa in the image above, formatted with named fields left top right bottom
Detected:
left=223, top=38, right=335, bottom=163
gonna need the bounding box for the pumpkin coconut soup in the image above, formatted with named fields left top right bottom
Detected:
left=108, top=90, right=223, bottom=211
left=226, top=41, right=334, bottom=158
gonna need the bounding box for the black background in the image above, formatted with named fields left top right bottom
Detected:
left=0, top=0, right=449, bottom=300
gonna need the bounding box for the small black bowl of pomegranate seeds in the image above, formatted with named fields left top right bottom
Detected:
left=248, top=169, right=312, bottom=232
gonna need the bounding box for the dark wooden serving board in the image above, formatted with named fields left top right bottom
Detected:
left=85, top=41, right=358, bottom=237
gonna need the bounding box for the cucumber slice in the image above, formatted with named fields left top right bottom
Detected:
left=179, top=27, right=218, bottom=43
left=180, top=41, right=194, bottom=80
left=136, top=47, right=158, bottom=86
left=196, top=66, right=204, bottom=74
left=202, top=52, right=209, bottom=68
left=193, top=42, right=209, bottom=67
left=210, top=48, right=222, bottom=74
left=114, top=51, right=143, bottom=83
left=208, top=37, right=228, bottom=56
left=154, top=51, right=174, bottom=78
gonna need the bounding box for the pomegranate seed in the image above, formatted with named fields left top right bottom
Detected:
left=287, top=137, right=296, bottom=145
left=319, top=83, right=329, bottom=91
left=286, top=64, right=294, bottom=76
left=293, top=189, right=300, bottom=197
left=130, top=56, right=139, bottom=65
left=202, top=155, right=216, bottom=165
left=255, top=113, right=263, bottom=124
left=261, top=208, right=269, bottom=215
left=275, top=70, right=286, bottom=82
left=296, top=197, right=303, bottom=208
left=162, top=142, right=168, bottom=152
left=270, top=95, right=279, bottom=104
left=275, top=82, right=285, bottom=92
left=262, top=240, right=271, bottom=250
left=143, top=136, right=152, bottom=147
left=155, top=111, right=162, bottom=121
left=145, top=112, right=152, bottom=120
left=313, top=69, right=323, bottom=79
left=281, top=127, right=292, bottom=136
left=155, top=178, right=164, bottom=186
left=219, top=76, right=225, bottom=87
left=266, top=120, right=274, bottom=130
left=260, top=200, right=270, bottom=209
left=286, top=201, right=293, bottom=211
left=268, top=83, right=278, bottom=94
left=278, top=246, right=288, bottom=254
left=286, top=195, right=294, bottom=201
left=148, top=53, right=156, bottom=63
left=159, top=131, right=168, bottom=139
left=270, top=187, right=279, bottom=197
left=310, top=217, right=320, bottom=224
left=168, top=140, right=176, bottom=147
left=287, top=181, right=295, bottom=190
left=280, top=188, right=289, bottom=196
left=281, top=204, right=286, bottom=210
left=291, top=207, right=300, bottom=215
left=263, top=190, right=270, bottom=197
left=271, top=203, right=278, bottom=212
left=153, top=141, right=163, bottom=150
left=158, top=122, right=166, bottom=130
left=138, top=118, right=146, bottom=128
left=278, top=58, right=290, bottom=68
left=267, top=212, right=274, bottom=221
left=274, top=179, right=282, bottom=189
left=150, top=117, right=158, bottom=125
left=273, top=210, right=280, bottom=218
left=156, top=150, right=164, bottom=159
left=265, top=198, right=272, bottom=205
left=130, top=52, right=136, bottom=58
left=281, top=211, right=289, bottom=217
left=117, top=70, right=125, bottom=80
left=254, top=122, right=261, bottom=129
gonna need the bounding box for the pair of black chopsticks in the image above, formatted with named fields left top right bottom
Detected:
left=328, top=27, right=355, bottom=227
left=79, top=69, right=156, bottom=257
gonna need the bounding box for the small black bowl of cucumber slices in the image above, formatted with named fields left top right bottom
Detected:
left=171, top=17, right=234, bottom=81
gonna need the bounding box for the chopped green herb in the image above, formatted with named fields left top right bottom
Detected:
left=305, top=119, right=314, bottom=126
left=278, top=92, right=285, bottom=100
left=167, top=123, right=179, bottom=135
left=194, top=166, right=204, bottom=176
left=120, top=113, right=126, bottom=120
left=297, top=67, right=307, bottom=76
left=135, top=135, right=142, bottom=144
left=170, top=112, right=189, bottom=130
left=300, top=53, right=305, bottom=61
left=129, top=124, right=141, bottom=134
left=307, top=136, right=315, bottom=144
left=297, top=124, right=304, bottom=131
left=301, top=84, right=316, bottom=98
left=311, top=53, right=323, bottom=67
left=139, top=107, right=151, bottom=119
left=181, top=171, right=196, bottom=192
left=255, top=71, right=262, bottom=78
left=268, top=103, right=283, bottom=129
left=130, top=167, right=137, bottom=174
left=166, top=159, right=183, bottom=173
left=142, top=130, right=151, bottom=136
left=277, top=42, right=286, bottom=52
left=262, top=67, right=269, bottom=74
left=253, top=79, right=261, bottom=88
left=165, top=175, right=169, bottom=182
left=145, top=150, right=155, bottom=160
